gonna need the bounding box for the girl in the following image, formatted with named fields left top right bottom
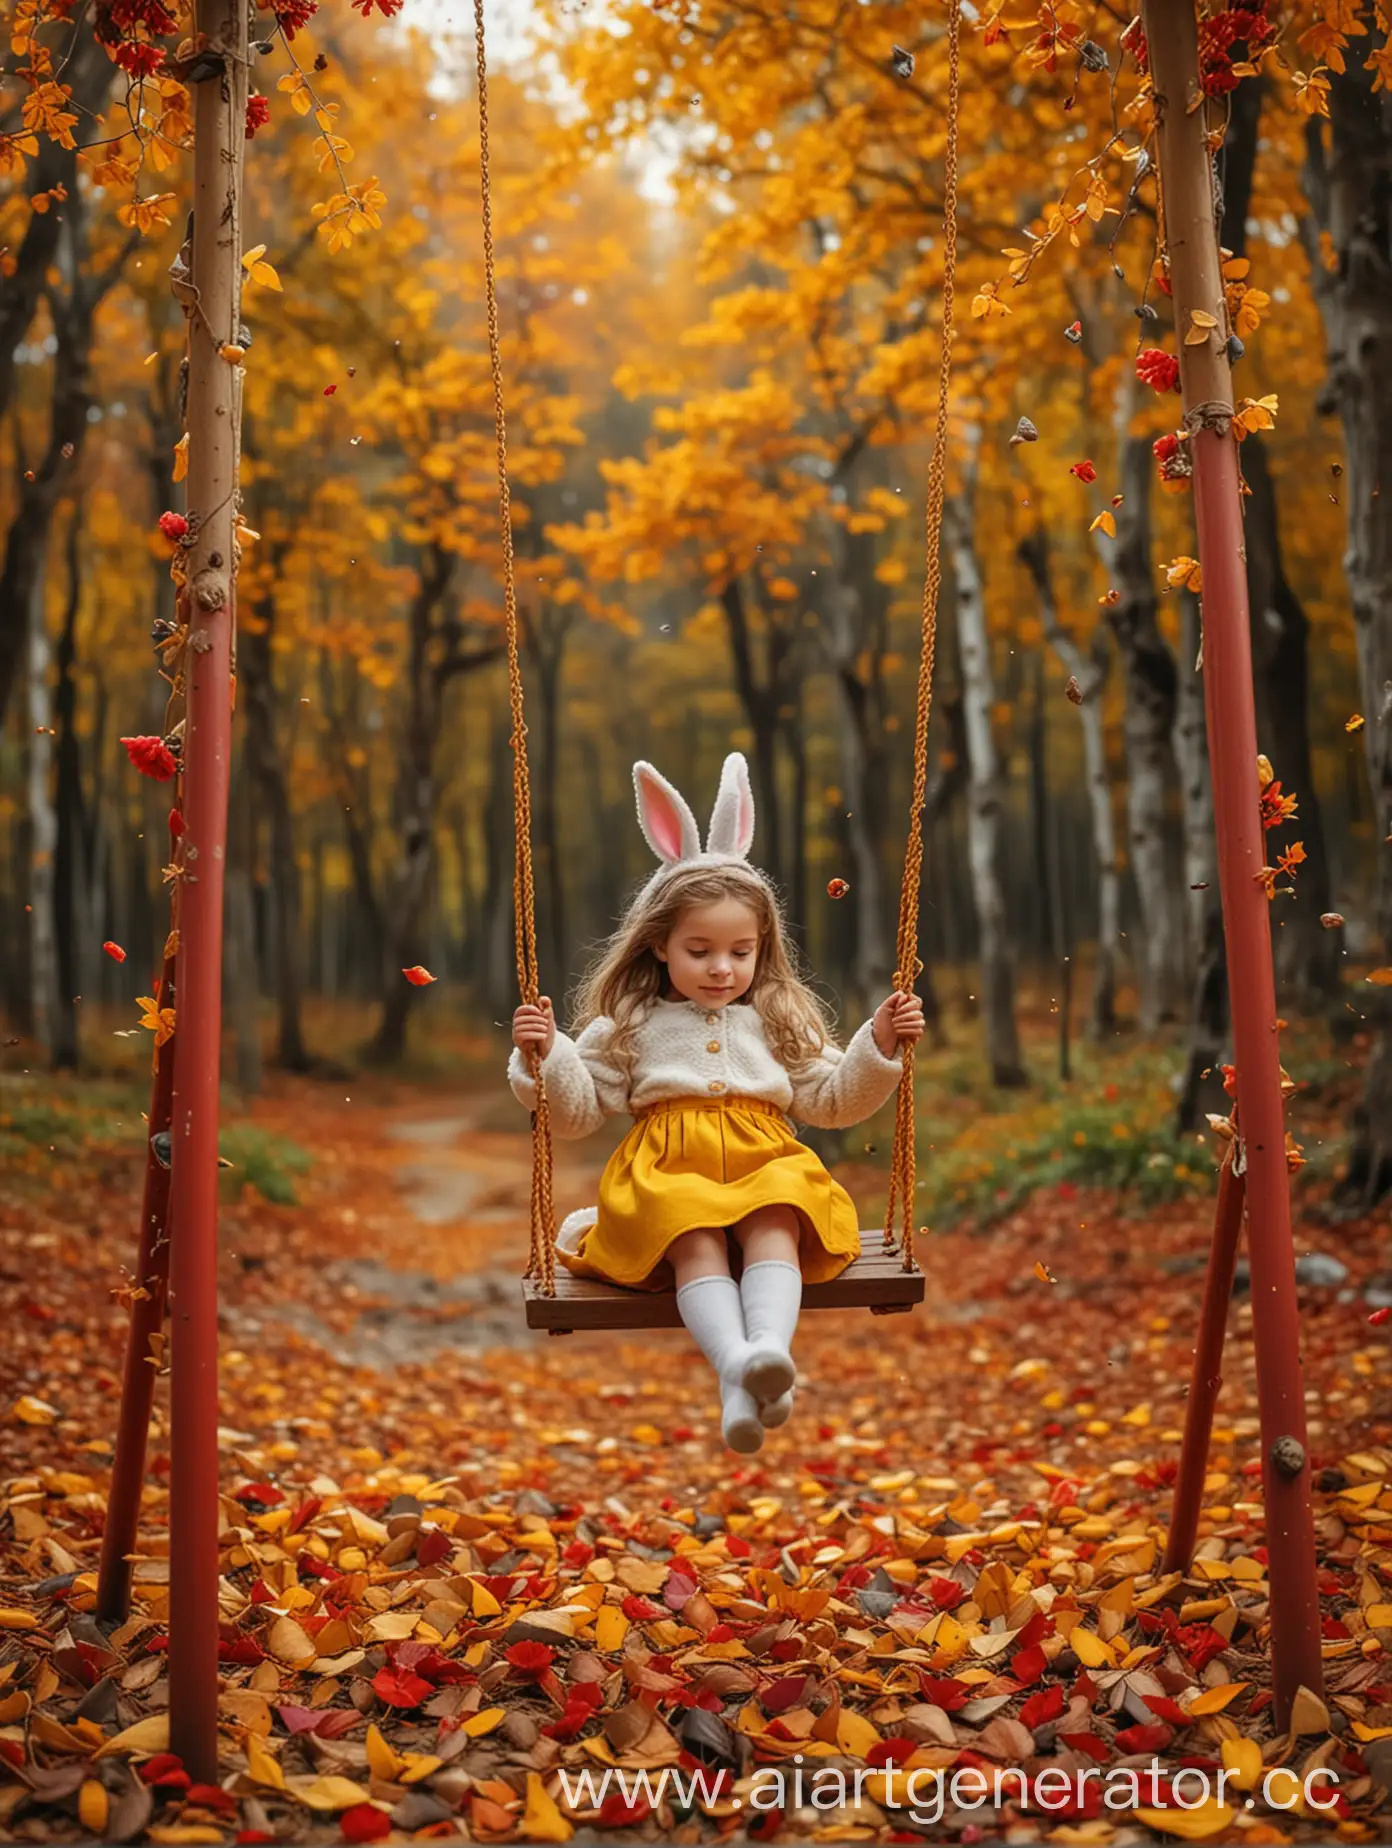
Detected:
left=509, top=752, right=924, bottom=1453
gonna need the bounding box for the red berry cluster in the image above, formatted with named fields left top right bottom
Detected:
left=1153, top=433, right=1180, bottom=463
left=267, top=0, right=318, bottom=37
left=1198, top=0, right=1273, bottom=93
left=1136, top=348, right=1181, bottom=394
left=157, top=510, right=189, bottom=541
left=245, top=93, right=271, bottom=138
left=1123, top=0, right=1271, bottom=89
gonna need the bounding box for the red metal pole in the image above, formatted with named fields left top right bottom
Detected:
left=97, top=919, right=177, bottom=1624
left=166, top=0, right=247, bottom=1782
left=1141, top=0, right=1323, bottom=1722
left=1163, top=1146, right=1245, bottom=1574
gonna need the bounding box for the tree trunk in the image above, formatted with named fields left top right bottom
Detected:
left=241, top=601, right=309, bottom=1069
left=784, top=689, right=809, bottom=945
left=719, top=578, right=796, bottom=889
left=483, top=701, right=517, bottom=1020
left=371, top=552, right=450, bottom=1064
left=1017, top=528, right=1119, bottom=1034
left=524, top=606, right=570, bottom=988
left=1174, top=594, right=1231, bottom=1132
left=0, top=22, right=114, bottom=438
left=368, top=551, right=501, bottom=1061
left=319, top=653, right=384, bottom=997
left=1303, top=58, right=1392, bottom=1212
left=1242, top=440, right=1340, bottom=1002
left=27, top=555, right=57, bottom=1060
left=948, top=487, right=1026, bottom=1087
left=820, top=526, right=893, bottom=1013
left=0, top=184, right=132, bottom=728
left=224, top=745, right=263, bottom=1096
left=52, top=511, right=85, bottom=1070
left=1108, top=432, right=1187, bottom=1028
left=1216, top=84, right=1339, bottom=1006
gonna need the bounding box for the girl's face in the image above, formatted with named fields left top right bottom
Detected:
left=655, top=897, right=761, bottom=1009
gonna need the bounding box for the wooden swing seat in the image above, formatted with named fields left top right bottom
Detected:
left=523, top=1231, right=923, bottom=1334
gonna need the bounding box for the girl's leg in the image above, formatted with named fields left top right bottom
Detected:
left=732, top=1206, right=803, bottom=1409
left=670, top=1229, right=763, bottom=1455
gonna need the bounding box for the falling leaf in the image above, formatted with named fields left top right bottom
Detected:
left=402, top=965, right=437, bottom=986
left=241, top=243, right=283, bottom=291
left=1089, top=511, right=1116, bottom=537
left=1346, top=713, right=1366, bottom=733
left=103, top=941, right=127, bottom=962
left=1069, top=459, right=1097, bottom=483
left=1009, top=416, right=1039, bottom=446
left=1033, top=1260, right=1056, bottom=1285
left=1366, top=968, right=1392, bottom=986
left=1066, top=676, right=1083, bottom=706
left=826, top=878, right=850, bottom=899
left=1368, top=1308, right=1391, bottom=1326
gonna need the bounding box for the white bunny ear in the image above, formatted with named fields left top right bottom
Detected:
left=633, top=761, right=701, bottom=865
left=706, top=752, right=756, bottom=859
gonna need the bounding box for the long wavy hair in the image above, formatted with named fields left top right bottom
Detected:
left=570, top=862, right=835, bottom=1077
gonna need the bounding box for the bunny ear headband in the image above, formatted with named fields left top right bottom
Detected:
left=633, top=752, right=756, bottom=875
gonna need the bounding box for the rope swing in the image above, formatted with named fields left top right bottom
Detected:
left=473, top=0, right=963, bottom=1296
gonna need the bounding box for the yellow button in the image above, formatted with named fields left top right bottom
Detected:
left=706, top=1040, right=721, bottom=1054
left=708, top=1081, right=724, bottom=1094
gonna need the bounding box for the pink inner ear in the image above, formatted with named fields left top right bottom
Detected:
left=738, top=786, right=754, bottom=852
left=643, top=782, right=687, bottom=860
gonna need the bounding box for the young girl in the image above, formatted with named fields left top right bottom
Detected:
left=509, top=752, right=924, bottom=1453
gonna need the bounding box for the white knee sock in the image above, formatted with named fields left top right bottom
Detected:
left=759, top=1388, right=794, bottom=1429
left=739, top=1259, right=802, bottom=1404
left=675, top=1275, right=763, bottom=1454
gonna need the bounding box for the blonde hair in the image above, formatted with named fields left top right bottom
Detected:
left=571, top=862, right=835, bottom=1075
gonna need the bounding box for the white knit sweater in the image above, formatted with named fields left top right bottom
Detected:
left=506, top=997, right=904, bottom=1139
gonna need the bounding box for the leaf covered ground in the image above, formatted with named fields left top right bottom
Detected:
left=1, top=1031, right=1391, bottom=1846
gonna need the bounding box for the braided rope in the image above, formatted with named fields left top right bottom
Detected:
left=884, top=0, right=962, bottom=1271
left=473, top=0, right=557, bottom=1292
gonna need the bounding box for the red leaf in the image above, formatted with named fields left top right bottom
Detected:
left=416, top=1526, right=452, bottom=1568
left=664, top=1573, right=698, bottom=1611
left=761, top=1676, right=812, bottom=1714
left=371, top=1666, right=433, bottom=1708
left=1058, top=1731, right=1110, bottom=1763
left=1069, top=459, right=1098, bottom=483
left=599, top=1793, right=652, bottom=1826
left=1370, top=1307, right=1391, bottom=1326
left=621, top=1594, right=660, bottom=1621
left=121, top=735, right=178, bottom=781
left=1116, top=1722, right=1173, bottom=1753
left=340, top=1803, right=393, bottom=1842
left=1020, top=1683, right=1064, bottom=1730
left=1010, top=1645, right=1047, bottom=1685
left=867, top=1738, right=916, bottom=1768
left=103, top=940, right=127, bottom=962
left=1141, top=1695, right=1191, bottom=1725
left=506, top=1640, right=557, bottom=1677
left=402, top=964, right=437, bottom=986
left=919, top=1675, right=971, bottom=1711
left=139, top=1754, right=185, bottom=1784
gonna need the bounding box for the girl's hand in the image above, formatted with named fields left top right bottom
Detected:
left=513, top=997, right=556, bottom=1059
left=873, top=990, right=925, bottom=1057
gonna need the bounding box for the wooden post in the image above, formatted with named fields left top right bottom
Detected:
left=1163, top=1145, right=1245, bottom=1574
left=1139, top=0, right=1323, bottom=1724
left=96, top=900, right=177, bottom=1623
left=166, top=0, right=247, bottom=1782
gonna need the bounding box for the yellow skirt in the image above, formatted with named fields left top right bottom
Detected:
left=559, top=1094, right=862, bottom=1291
